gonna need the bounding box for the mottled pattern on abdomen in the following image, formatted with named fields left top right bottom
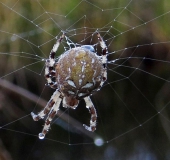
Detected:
left=55, top=47, right=104, bottom=99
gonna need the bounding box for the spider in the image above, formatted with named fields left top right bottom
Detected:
left=31, top=32, right=107, bottom=139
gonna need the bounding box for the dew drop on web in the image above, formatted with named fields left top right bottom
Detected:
left=38, top=133, right=45, bottom=139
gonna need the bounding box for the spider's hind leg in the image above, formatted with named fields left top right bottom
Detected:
left=45, top=34, right=65, bottom=89
left=96, top=32, right=108, bottom=86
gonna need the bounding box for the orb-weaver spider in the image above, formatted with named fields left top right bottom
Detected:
left=31, top=32, right=107, bottom=139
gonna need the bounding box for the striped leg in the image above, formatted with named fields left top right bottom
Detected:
left=97, top=32, right=107, bottom=86
left=38, top=95, right=62, bottom=139
left=45, top=34, right=65, bottom=89
left=31, top=90, right=61, bottom=121
left=83, top=96, right=97, bottom=132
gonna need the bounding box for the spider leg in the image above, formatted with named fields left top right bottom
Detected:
left=97, top=32, right=107, bottom=86
left=83, top=96, right=97, bottom=132
left=38, top=95, right=62, bottom=139
left=45, top=34, right=65, bottom=89
left=31, top=90, right=61, bottom=121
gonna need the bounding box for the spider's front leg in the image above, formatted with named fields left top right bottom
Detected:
left=31, top=90, right=63, bottom=139
left=31, top=90, right=61, bottom=121
left=45, top=34, right=65, bottom=89
left=38, top=94, right=63, bottom=139
left=83, top=96, right=97, bottom=132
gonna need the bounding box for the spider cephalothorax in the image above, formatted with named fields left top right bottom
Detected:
left=31, top=32, right=107, bottom=139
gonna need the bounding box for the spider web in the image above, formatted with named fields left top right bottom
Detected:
left=0, top=0, right=170, bottom=159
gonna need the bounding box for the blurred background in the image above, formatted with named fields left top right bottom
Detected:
left=0, top=0, right=170, bottom=160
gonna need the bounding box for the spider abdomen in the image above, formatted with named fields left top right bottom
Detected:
left=56, top=47, right=104, bottom=99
